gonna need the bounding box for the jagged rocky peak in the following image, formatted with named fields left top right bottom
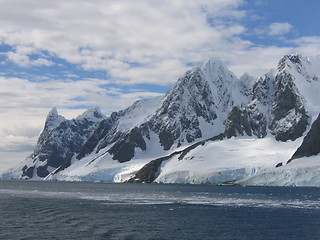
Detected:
left=182, top=57, right=239, bottom=92
left=269, top=55, right=310, bottom=141
left=103, top=57, right=242, bottom=159
left=225, top=53, right=314, bottom=142
left=174, top=58, right=231, bottom=90
left=21, top=106, right=107, bottom=179
left=252, top=70, right=276, bottom=106
left=48, top=106, right=58, bottom=117
left=278, top=53, right=303, bottom=71
left=199, top=57, right=230, bottom=76
left=44, top=107, right=65, bottom=130
left=76, top=105, right=104, bottom=121
left=277, top=54, right=320, bottom=83
left=197, top=58, right=242, bottom=98
left=147, top=57, right=246, bottom=151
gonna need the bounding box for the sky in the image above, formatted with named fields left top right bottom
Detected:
left=1, top=0, right=320, bottom=172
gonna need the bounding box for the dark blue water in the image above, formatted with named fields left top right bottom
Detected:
left=1, top=181, right=320, bottom=239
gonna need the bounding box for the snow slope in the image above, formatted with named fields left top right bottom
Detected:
left=155, top=136, right=302, bottom=184
left=46, top=135, right=302, bottom=184
left=116, top=96, right=163, bottom=133
left=238, top=155, right=320, bottom=187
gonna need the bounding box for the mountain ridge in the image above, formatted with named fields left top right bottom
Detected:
left=2, top=54, right=320, bottom=186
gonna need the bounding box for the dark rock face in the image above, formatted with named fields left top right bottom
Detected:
left=95, top=111, right=130, bottom=152
left=127, top=156, right=172, bottom=183
left=278, top=54, right=302, bottom=71
left=269, top=72, right=309, bottom=141
left=76, top=117, right=117, bottom=160
left=158, top=130, right=175, bottom=151
left=22, top=166, right=34, bottom=178
left=80, top=98, right=156, bottom=162
left=224, top=105, right=267, bottom=139
left=252, top=74, right=275, bottom=106
left=36, top=166, right=49, bottom=178
left=289, top=114, right=320, bottom=162
left=247, top=106, right=268, bottom=138
left=108, top=127, right=146, bottom=163
left=225, top=106, right=252, bottom=138
left=46, top=153, right=74, bottom=177
left=272, top=74, right=298, bottom=119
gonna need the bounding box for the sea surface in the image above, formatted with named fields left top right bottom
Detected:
left=0, top=180, right=320, bottom=240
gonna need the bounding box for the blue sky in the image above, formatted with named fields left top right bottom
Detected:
left=0, top=0, right=320, bottom=171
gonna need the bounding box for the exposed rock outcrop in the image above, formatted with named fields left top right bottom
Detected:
left=224, top=55, right=311, bottom=142
left=289, top=114, right=320, bottom=162
left=224, top=105, right=267, bottom=138
left=269, top=71, right=309, bottom=141
left=108, top=127, right=146, bottom=163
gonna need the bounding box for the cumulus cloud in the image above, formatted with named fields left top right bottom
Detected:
left=0, top=75, right=163, bottom=114
left=268, top=22, right=293, bottom=36
left=6, top=51, right=54, bottom=67
left=0, top=0, right=248, bottom=85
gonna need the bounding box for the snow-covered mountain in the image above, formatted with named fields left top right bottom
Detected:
left=2, top=54, right=320, bottom=186
left=3, top=106, right=105, bottom=179
left=225, top=54, right=314, bottom=141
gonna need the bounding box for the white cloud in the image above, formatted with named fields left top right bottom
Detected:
left=6, top=51, right=54, bottom=67
left=291, top=36, right=320, bottom=56
left=254, top=22, right=293, bottom=39
left=0, top=0, right=247, bottom=85
left=268, top=22, right=293, bottom=36
left=5, top=44, right=55, bottom=67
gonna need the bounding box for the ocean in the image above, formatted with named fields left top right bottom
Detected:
left=0, top=180, right=320, bottom=240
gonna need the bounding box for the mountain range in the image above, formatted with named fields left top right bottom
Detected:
left=2, top=54, right=320, bottom=186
